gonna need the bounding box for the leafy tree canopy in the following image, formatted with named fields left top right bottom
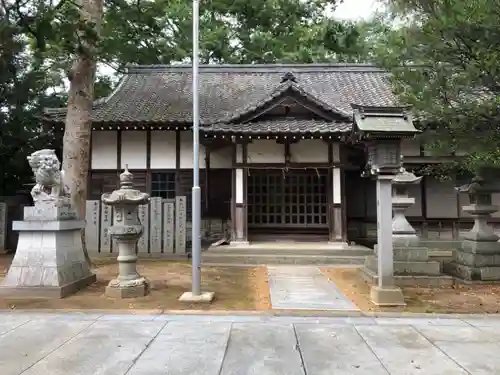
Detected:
left=94, top=0, right=365, bottom=70
left=372, top=0, right=500, bottom=173
left=0, top=0, right=369, bottom=195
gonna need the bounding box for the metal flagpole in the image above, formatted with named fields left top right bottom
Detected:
left=191, top=0, right=201, bottom=296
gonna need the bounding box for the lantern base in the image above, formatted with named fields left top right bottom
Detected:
left=105, top=276, right=150, bottom=299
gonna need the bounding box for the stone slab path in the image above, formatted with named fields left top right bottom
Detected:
left=267, top=265, right=359, bottom=311
left=2, top=312, right=500, bottom=374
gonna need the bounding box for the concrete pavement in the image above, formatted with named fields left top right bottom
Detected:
left=1, top=312, right=500, bottom=374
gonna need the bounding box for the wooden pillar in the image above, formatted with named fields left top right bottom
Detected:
left=146, top=128, right=152, bottom=193
left=231, top=142, right=248, bottom=245
left=116, top=129, right=122, bottom=184
left=329, top=142, right=346, bottom=243
left=175, top=130, right=181, bottom=196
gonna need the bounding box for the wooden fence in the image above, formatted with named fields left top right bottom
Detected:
left=85, top=196, right=226, bottom=255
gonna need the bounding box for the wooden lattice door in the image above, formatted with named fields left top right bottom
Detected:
left=247, top=169, right=328, bottom=229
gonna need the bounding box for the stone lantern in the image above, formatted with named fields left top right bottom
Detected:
left=102, top=166, right=150, bottom=298
left=353, top=104, right=420, bottom=306
left=392, top=157, right=423, bottom=247
left=446, top=170, right=500, bottom=281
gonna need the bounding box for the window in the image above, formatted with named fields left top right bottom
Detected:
left=89, top=172, right=118, bottom=200
left=151, top=172, right=176, bottom=199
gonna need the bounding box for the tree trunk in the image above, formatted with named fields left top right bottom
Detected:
left=61, top=0, right=103, bottom=268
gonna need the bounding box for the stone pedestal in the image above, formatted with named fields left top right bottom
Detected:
left=444, top=173, right=500, bottom=281
left=445, top=202, right=500, bottom=281
left=102, top=166, right=150, bottom=298
left=104, top=233, right=150, bottom=298
left=0, top=203, right=96, bottom=298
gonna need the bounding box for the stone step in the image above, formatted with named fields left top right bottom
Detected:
left=360, top=267, right=455, bottom=287
left=205, top=247, right=372, bottom=257
left=365, top=255, right=442, bottom=276
left=201, top=253, right=367, bottom=266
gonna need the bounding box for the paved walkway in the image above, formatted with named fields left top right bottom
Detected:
left=267, top=266, right=358, bottom=311
left=2, top=312, right=500, bottom=374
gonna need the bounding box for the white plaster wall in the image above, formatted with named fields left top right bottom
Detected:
left=247, top=140, right=284, bottom=163
left=210, top=146, right=233, bottom=168
left=290, top=139, right=329, bottom=163
left=121, top=131, right=147, bottom=169
left=401, top=138, right=421, bottom=156
left=180, top=131, right=206, bottom=169
left=150, top=131, right=176, bottom=169
left=91, top=131, right=117, bottom=169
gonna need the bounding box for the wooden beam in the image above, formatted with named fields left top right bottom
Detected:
left=327, top=142, right=336, bottom=242
left=230, top=142, right=237, bottom=241
left=242, top=141, right=248, bottom=241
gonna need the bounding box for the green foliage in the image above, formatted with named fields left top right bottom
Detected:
left=99, top=0, right=365, bottom=67
left=0, top=6, right=65, bottom=195
left=372, top=0, right=500, bottom=173
left=0, top=0, right=368, bottom=195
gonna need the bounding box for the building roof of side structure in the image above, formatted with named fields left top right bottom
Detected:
left=42, top=64, right=400, bottom=132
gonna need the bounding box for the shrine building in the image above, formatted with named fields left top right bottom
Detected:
left=43, top=64, right=482, bottom=248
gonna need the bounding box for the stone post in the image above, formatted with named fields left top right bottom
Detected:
left=102, top=166, right=151, bottom=298
left=365, top=141, right=406, bottom=306
left=0, top=149, right=96, bottom=298
left=361, top=163, right=450, bottom=286
left=445, top=172, right=500, bottom=281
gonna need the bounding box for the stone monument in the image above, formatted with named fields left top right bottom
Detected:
left=0, top=149, right=96, bottom=298
left=445, top=171, right=500, bottom=281
left=102, top=166, right=150, bottom=298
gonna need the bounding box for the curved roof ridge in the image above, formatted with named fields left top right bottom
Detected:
left=125, top=63, right=384, bottom=74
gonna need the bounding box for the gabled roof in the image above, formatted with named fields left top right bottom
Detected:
left=42, top=64, right=399, bottom=126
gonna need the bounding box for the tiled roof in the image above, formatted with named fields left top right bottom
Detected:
left=43, top=64, right=399, bottom=126
left=352, top=105, right=419, bottom=135
left=204, top=118, right=352, bottom=134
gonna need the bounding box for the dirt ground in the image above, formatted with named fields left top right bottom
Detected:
left=0, top=255, right=271, bottom=311
left=322, top=267, right=500, bottom=314
left=4, top=252, right=500, bottom=313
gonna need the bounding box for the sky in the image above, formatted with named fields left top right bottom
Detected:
left=334, top=0, right=380, bottom=20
